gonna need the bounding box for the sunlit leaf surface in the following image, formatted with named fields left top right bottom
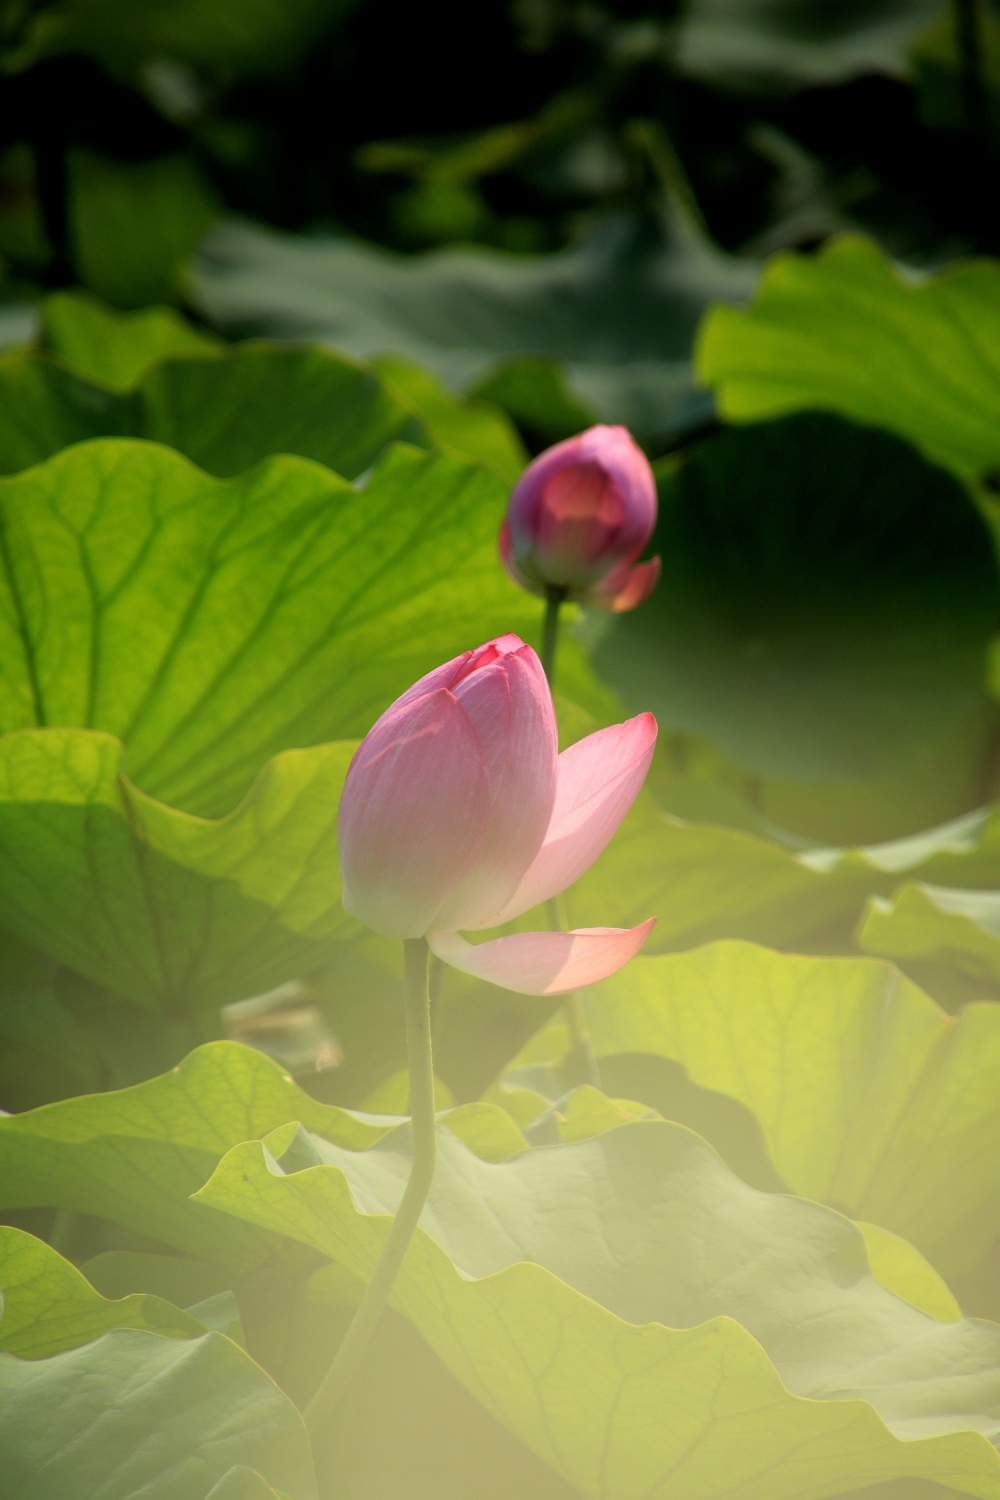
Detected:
left=697, top=235, right=1000, bottom=486
left=584, top=941, right=1000, bottom=1277
left=197, top=1121, right=1000, bottom=1500
left=0, top=1225, right=203, bottom=1357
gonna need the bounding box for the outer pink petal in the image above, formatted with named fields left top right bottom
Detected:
left=338, top=688, right=491, bottom=939
left=428, top=920, right=656, bottom=995
left=488, top=713, right=657, bottom=926
left=434, top=645, right=558, bottom=932
left=581, top=556, right=661, bottom=613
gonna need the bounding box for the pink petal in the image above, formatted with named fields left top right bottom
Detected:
left=488, top=712, right=657, bottom=926
left=433, top=645, right=557, bottom=932
left=428, top=920, right=656, bottom=995
left=338, top=688, right=491, bottom=939
left=582, top=556, right=661, bottom=613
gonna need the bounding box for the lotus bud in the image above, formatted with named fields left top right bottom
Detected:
left=338, top=634, right=658, bottom=994
left=499, top=425, right=660, bottom=612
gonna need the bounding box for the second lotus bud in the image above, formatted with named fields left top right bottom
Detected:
left=499, top=423, right=660, bottom=612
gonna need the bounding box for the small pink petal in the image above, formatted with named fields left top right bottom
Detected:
left=582, top=556, right=661, bottom=613
left=339, top=688, right=491, bottom=939
left=488, top=713, right=657, bottom=926
left=428, top=920, right=656, bottom=995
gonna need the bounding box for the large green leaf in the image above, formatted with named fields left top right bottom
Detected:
left=0, top=1225, right=203, bottom=1357
left=859, top=883, right=1000, bottom=1004
left=190, top=209, right=756, bottom=441
left=198, top=1121, right=1000, bottom=1500
left=0, top=312, right=524, bottom=484
left=696, top=235, right=1000, bottom=487
left=0, top=1329, right=316, bottom=1500
left=0, top=1041, right=391, bottom=1273
left=0, top=1040, right=526, bottom=1272
left=583, top=941, right=1000, bottom=1278
left=0, top=437, right=531, bottom=818
left=42, top=289, right=222, bottom=389
left=589, top=412, right=1000, bottom=807
left=18, top=289, right=526, bottom=481
left=0, top=729, right=357, bottom=1009
left=0, top=343, right=424, bottom=481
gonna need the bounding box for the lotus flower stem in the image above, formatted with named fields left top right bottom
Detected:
left=540, top=604, right=603, bottom=1091
left=541, top=586, right=566, bottom=689
left=304, top=936, right=437, bottom=1437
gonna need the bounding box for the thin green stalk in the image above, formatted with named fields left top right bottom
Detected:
left=541, top=586, right=566, bottom=689
left=540, top=593, right=602, bottom=1092
left=304, top=936, right=436, bottom=1438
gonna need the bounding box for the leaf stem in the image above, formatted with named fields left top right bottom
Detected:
left=303, top=936, right=436, bottom=1439
left=540, top=594, right=603, bottom=1092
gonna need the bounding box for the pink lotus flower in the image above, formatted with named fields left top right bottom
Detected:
left=499, top=424, right=660, bottom=612
left=338, top=634, right=656, bottom=994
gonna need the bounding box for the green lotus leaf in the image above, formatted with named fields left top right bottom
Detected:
left=0, top=437, right=536, bottom=819
left=0, top=1041, right=393, bottom=1273
left=0, top=342, right=424, bottom=481
left=857, top=1221, right=963, bottom=1323
left=0, top=1225, right=204, bottom=1357
left=12, top=290, right=526, bottom=480
left=565, top=792, right=1000, bottom=956
left=0, top=1329, right=316, bottom=1500
left=589, top=412, right=1000, bottom=803
left=0, top=1040, right=530, bottom=1272
left=0, top=728, right=358, bottom=1009
left=583, top=941, right=1000, bottom=1278
left=859, top=884, right=1000, bottom=1004
left=696, top=235, right=1000, bottom=487
left=197, top=1121, right=1000, bottom=1500
left=42, top=289, right=222, bottom=389
left=189, top=210, right=757, bottom=441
